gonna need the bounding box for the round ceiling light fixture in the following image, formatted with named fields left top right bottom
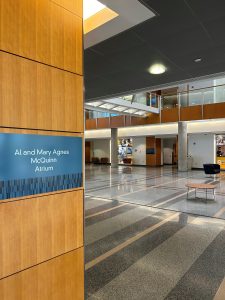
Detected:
left=148, top=63, right=166, bottom=75
left=194, top=58, right=202, bottom=63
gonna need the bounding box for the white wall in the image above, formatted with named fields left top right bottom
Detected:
left=132, top=137, right=146, bottom=165
left=85, top=119, right=225, bottom=139
left=92, top=139, right=111, bottom=162
left=188, top=133, right=216, bottom=168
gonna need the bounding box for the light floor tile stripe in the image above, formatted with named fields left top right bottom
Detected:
left=85, top=204, right=136, bottom=227
left=85, top=212, right=180, bottom=270
left=85, top=210, right=172, bottom=263
left=85, top=206, right=164, bottom=245
left=154, top=179, right=216, bottom=208
left=85, top=203, right=127, bottom=219
left=214, top=277, right=225, bottom=300
left=85, top=198, right=110, bottom=210
left=117, top=177, right=186, bottom=198
left=86, top=215, right=187, bottom=297
left=152, top=179, right=217, bottom=209
left=214, top=206, right=225, bottom=218
left=165, top=229, right=225, bottom=299
left=91, top=197, right=112, bottom=202
left=85, top=200, right=120, bottom=216
left=90, top=217, right=223, bottom=300
left=153, top=190, right=193, bottom=207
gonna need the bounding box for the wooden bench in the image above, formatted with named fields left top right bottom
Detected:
left=186, top=183, right=216, bottom=201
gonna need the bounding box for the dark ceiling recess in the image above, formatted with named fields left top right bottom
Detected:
left=137, top=0, right=158, bottom=15
left=84, top=0, right=225, bottom=101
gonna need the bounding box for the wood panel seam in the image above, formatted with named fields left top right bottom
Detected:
left=50, top=0, right=82, bottom=19
left=0, top=125, right=84, bottom=135
left=0, top=50, right=83, bottom=78
left=0, top=188, right=84, bottom=205
left=0, top=246, right=84, bottom=281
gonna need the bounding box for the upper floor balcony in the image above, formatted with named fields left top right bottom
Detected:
left=85, top=83, right=225, bottom=130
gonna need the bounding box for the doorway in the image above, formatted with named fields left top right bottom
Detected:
left=162, top=137, right=177, bottom=165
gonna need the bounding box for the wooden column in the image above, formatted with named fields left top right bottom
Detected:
left=0, top=0, right=84, bottom=299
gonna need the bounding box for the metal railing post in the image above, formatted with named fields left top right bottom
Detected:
left=159, top=95, right=162, bottom=123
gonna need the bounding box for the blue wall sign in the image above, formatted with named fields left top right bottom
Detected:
left=0, top=133, right=83, bottom=200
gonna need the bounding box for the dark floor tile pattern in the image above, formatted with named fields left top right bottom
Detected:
left=85, top=200, right=121, bottom=217
left=86, top=217, right=186, bottom=297
left=85, top=204, right=136, bottom=227
left=165, top=229, right=225, bottom=300
left=85, top=210, right=177, bottom=263
left=85, top=165, right=225, bottom=299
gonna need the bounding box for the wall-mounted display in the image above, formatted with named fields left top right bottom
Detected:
left=146, top=148, right=155, bottom=155
left=0, top=133, right=82, bottom=200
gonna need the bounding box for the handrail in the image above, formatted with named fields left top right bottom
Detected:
left=159, top=83, right=225, bottom=97
left=118, top=84, right=225, bottom=99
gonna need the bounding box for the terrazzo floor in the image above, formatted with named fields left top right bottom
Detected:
left=85, top=165, right=225, bottom=299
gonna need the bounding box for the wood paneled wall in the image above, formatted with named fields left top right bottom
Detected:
left=0, top=51, right=83, bottom=132
left=0, top=0, right=83, bottom=74
left=86, top=119, right=97, bottom=130
left=130, top=116, right=146, bottom=126
left=97, top=117, right=110, bottom=129
left=203, top=102, right=225, bottom=119
left=85, top=103, right=225, bottom=131
left=0, top=0, right=84, bottom=299
left=110, top=115, right=125, bottom=128
left=180, top=105, right=202, bottom=121
left=85, top=141, right=91, bottom=163
left=161, top=108, right=179, bottom=123
left=0, top=248, right=84, bottom=300
left=146, top=137, right=162, bottom=167
left=146, top=113, right=160, bottom=124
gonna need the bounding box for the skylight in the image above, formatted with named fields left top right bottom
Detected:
left=83, top=0, right=106, bottom=20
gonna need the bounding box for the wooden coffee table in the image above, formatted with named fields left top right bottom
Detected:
left=186, top=183, right=216, bottom=200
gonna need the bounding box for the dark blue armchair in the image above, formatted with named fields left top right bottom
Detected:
left=203, top=164, right=220, bottom=176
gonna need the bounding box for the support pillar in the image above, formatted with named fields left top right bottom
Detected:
left=178, top=121, right=188, bottom=172
left=111, top=128, right=118, bottom=168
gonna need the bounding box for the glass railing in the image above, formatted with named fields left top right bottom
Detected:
left=119, top=92, right=160, bottom=108
left=161, top=84, right=225, bottom=108
left=86, top=83, right=225, bottom=120
left=86, top=110, right=120, bottom=119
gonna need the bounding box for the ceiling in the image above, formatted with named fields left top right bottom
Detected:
left=84, top=0, right=225, bottom=101
left=84, top=0, right=155, bottom=48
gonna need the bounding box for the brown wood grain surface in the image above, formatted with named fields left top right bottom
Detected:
left=180, top=105, right=202, bottom=121
left=0, top=190, right=83, bottom=279
left=203, top=102, right=225, bottom=119
left=0, top=51, right=83, bottom=132
left=51, top=0, right=82, bottom=17
left=161, top=107, right=179, bottom=123
left=0, top=248, right=84, bottom=300
left=0, top=0, right=82, bottom=74
left=0, top=0, right=84, bottom=297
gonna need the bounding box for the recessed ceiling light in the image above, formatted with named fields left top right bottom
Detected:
left=100, top=103, right=115, bottom=109
left=83, top=0, right=106, bottom=20
left=112, top=106, right=127, bottom=112
left=124, top=109, right=137, bottom=114
left=135, top=111, right=146, bottom=116
left=148, top=63, right=166, bottom=75
left=194, top=58, right=202, bottom=63
left=86, top=101, right=103, bottom=107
